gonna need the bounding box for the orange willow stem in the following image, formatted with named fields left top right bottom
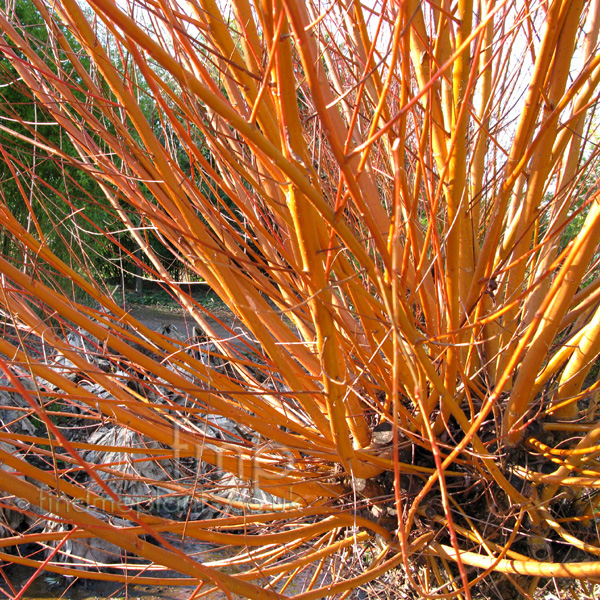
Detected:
left=464, top=0, right=576, bottom=316
left=293, top=533, right=435, bottom=600
left=503, top=192, right=600, bottom=444
left=431, top=543, right=600, bottom=579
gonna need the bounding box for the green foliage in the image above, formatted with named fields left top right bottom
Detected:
left=0, top=0, right=216, bottom=294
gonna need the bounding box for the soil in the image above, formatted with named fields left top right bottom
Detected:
left=127, top=305, right=245, bottom=341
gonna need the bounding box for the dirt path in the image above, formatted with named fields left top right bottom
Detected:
left=128, top=305, right=254, bottom=348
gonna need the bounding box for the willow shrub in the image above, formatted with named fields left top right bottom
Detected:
left=1, top=0, right=600, bottom=598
